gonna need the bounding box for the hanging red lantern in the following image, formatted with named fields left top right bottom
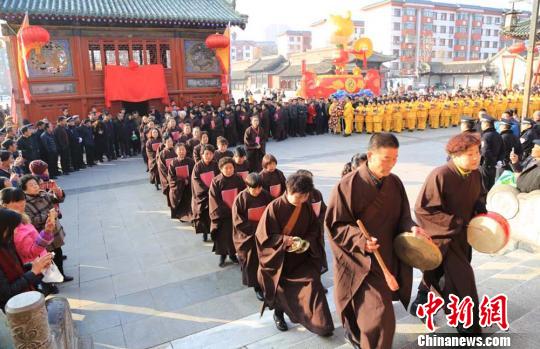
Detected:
left=508, top=41, right=525, bottom=54
left=21, top=25, right=50, bottom=57
left=205, top=33, right=229, bottom=49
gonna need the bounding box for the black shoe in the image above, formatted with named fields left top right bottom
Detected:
left=62, top=275, right=74, bottom=282
left=273, top=311, right=288, bottom=331
left=409, top=291, right=428, bottom=318
left=344, top=330, right=361, bottom=349
left=62, top=255, right=67, bottom=261
left=229, top=255, right=239, bottom=264
left=218, top=255, right=226, bottom=268
left=254, top=287, right=264, bottom=302
left=203, top=233, right=208, bottom=242
left=41, top=283, right=59, bottom=295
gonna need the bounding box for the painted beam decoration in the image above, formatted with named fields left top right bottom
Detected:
left=299, top=11, right=381, bottom=99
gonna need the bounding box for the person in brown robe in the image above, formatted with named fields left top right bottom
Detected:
left=145, top=128, right=162, bottom=190
left=411, top=133, right=486, bottom=335
left=191, top=144, right=219, bottom=242
left=232, top=173, right=273, bottom=300
left=296, top=169, right=328, bottom=275
left=325, top=133, right=424, bottom=349
left=213, top=136, right=234, bottom=163
left=233, top=146, right=250, bottom=180
left=256, top=173, right=334, bottom=336
left=244, top=115, right=266, bottom=173
left=185, top=126, right=201, bottom=159
left=259, top=154, right=287, bottom=199
left=192, top=131, right=209, bottom=163
left=209, top=157, right=246, bottom=267
left=157, top=135, right=177, bottom=213
left=178, top=123, right=193, bottom=144
left=168, top=143, right=195, bottom=222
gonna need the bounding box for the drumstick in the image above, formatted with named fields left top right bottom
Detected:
left=356, top=219, right=400, bottom=291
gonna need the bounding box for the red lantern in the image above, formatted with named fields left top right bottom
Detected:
left=21, top=25, right=50, bottom=56
left=205, top=33, right=229, bottom=49
left=508, top=41, right=526, bottom=54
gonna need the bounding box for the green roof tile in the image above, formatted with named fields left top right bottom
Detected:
left=1, top=0, right=247, bottom=27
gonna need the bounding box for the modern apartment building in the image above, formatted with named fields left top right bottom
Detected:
left=276, top=30, right=312, bottom=57
left=230, top=40, right=278, bottom=62
left=361, top=0, right=521, bottom=78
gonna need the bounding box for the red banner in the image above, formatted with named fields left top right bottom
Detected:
left=104, top=61, right=169, bottom=107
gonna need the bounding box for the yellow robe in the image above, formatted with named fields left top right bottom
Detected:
left=428, top=101, right=440, bottom=129
left=365, top=105, right=375, bottom=134
left=392, top=103, right=403, bottom=133
left=416, top=101, right=428, bottom=130
left=382, top=104, right=393, bottom=132
left=440, top=101, right=452, bottom=128
left=373, top=106, right=383, bottom=133
left=344, top=101, right=354, bottom=135
left=355, top=105, right=365, bottom=133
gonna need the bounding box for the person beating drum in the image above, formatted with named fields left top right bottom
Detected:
left=410, top=132, right=487, bottom=335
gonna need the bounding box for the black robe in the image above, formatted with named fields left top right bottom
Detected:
left=191, top=160, right=219, bottom=235
left=146, top=139, right=162, bottom=184
left=157, top=147, right=177, bottom=204
left=168, top=157, right=195, bottom=222
left=209, top=173, right=246, bottom=255
left=232, top=188, right=273, bottom=287
left=244, top=126, right=265, bottom=173
left=214, top=150, right=234, bottom=164
left=259, top=168, right=286, bottom=199
left=234, top=160, right=251, bottom=181
left=256, top=194, right=334, bottom=336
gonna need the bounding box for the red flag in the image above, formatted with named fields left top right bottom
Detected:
left=16, top=14, right=31, bottom=104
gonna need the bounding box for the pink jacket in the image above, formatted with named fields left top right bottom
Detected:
left=14, top=223, right=53, bottom=264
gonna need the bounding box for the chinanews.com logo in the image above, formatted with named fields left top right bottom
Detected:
left=415, top=292, right=511, bottom=347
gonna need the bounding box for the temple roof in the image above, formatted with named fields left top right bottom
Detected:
left=0, top=0, right=247, bottom=29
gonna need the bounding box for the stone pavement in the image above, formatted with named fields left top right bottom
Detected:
left=51, top=128, right=540, bottom=349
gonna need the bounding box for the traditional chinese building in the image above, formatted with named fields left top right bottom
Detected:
left=1, top=0, right=247, bottom=122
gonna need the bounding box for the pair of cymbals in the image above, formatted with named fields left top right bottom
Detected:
left=286, top=236, right=310, bottom=254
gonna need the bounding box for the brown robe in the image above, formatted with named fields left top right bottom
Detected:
left=233, top=160, right=251, bottom=180
left=209, top=173, right=246, bottom=255
left=191, top=160, right=219, bottom=235
left=259, top=169, right=286, bottom=199
left=146, top=139, right=162, bottom=184
left=168, top=157, right=195, bottom=222
left=232, top=188, right=273, bottom=287
left=192, top=142, right=207, bottom=163
left=310, top=188, right=328, bottom=274
left=158, top=148, right=177, bottom=202
left=256, top=194, right=334, bottom=336
left=214, top=149, right=234, bottom=164
left=185, top=138, right=200, bottom=159
left=414, top=161, right=486, bottom=333
left=244, top=126, right=266, bottom=172
left=325, top=164, right=415, bottom=349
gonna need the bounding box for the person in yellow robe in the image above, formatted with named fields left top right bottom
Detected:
left=450, top=97, right=461, bottom=126
left=529, top=93, right=540, bottom=117
left=405, top=99, right=417, bottom=131
left=343, top=96, right=354, bottom=136
left=440, top=96, right=452, bottom=128
left=485, top=95, right=496, bottom=118
left=392, top=99, right=403, bottom=133
left=382, top=101, right=393, bottom=132
left=494, top=95, right=507, bottom=120
left=516, top=93, right=523, bottom=117
left=354, top=101, right=366, bottom=133
left=462, top=97, right=473, bottom=117
left=416, top=97, right=428, bottom=130
left=471, top=96, right=481, bottom=119
left=373, top=102, right=383, bottom=133
left=428, top=97, right=441, bottom=129
left=365, top=102, right=375, bottom=133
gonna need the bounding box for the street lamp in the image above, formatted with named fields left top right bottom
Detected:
left=503, top=6, right=520, bottom=32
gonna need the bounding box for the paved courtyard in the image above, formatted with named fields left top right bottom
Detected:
left=53, top=128, right=540, bottom=349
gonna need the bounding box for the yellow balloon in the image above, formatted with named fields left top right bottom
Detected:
left=353, top=38, right=373, bottom=59
left=328, top=11, right=354, bottom=46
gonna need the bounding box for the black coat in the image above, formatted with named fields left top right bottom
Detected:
left=512, top=157, right=540, bottom=193
left=53, top=125, right=69, bottom=150
left=40, top=131, right=57, bottom=154
left=481, top=128, right=504, bottom=167
left=79, top=125, right=95, bottom=146
left=500, top=129, right=522, bottom=166
left=16, top=135, right=37, bottom=163
left=520, top=128, right=537, bottom=159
